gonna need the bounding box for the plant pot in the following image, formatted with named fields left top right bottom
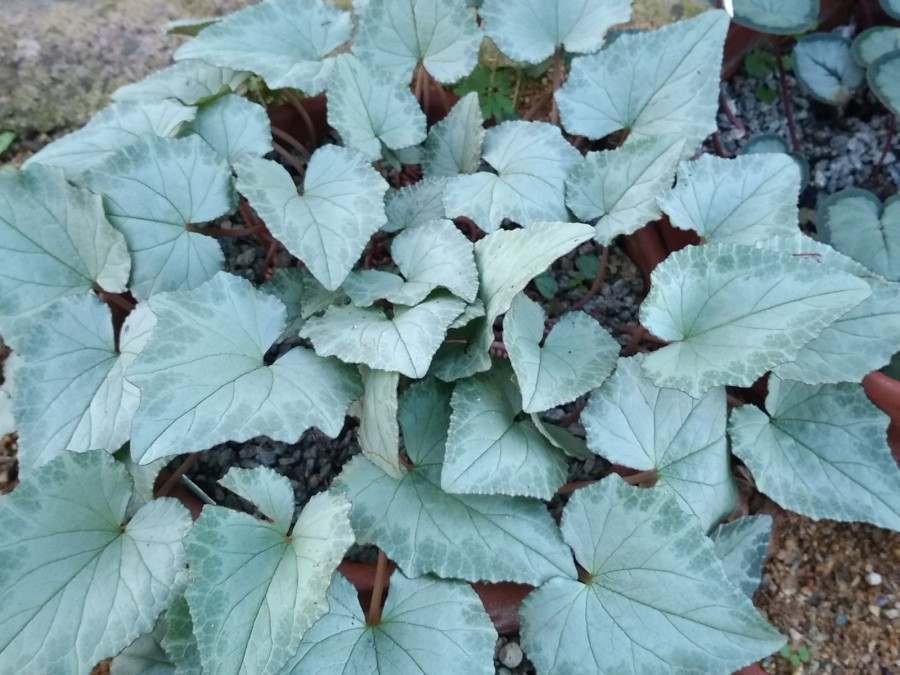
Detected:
left=862, top=372, right=900, bottom=463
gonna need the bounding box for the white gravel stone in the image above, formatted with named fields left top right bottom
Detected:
left=498, top=642, right=523, bottom=669
left=866, top=571, right=883, bottom=587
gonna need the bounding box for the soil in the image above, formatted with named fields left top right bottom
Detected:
left=2, top=3, right=900, bottom=674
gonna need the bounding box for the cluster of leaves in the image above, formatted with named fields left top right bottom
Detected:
left=1, top=0, right=899, bottom=673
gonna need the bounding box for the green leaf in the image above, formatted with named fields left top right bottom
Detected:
left=235, top=146, right=389, bottom=290
left=174, top=0, right=352, bottom=95
left=881, top=0, right=900, bottom=20
left=533, top=273, right=559, bottom=300
left=659, top=153, right=801, bottom=245
left=0, top=165, right=130, bottom=329
left=335, top=379, right=576, bottom=584
left=710, top=515, right=772, bottom=597
left=423, top=93, right=485, bottom=177
left=356, top=366, right=402, bottom=479
left=113, top=60, right=250, bottom=105
left=112, top=614, right=174, bottom=675
left=327, top=54, right=427, bottom=160
left=0, top=132, right=14, bottom=156
left=480, top=0, right=631, bottom=64
left=520, top=476, right=784, bottom=674
left=24, top=101, right=194, bottom=174
left=729, top=0, right=819, bottom=35
left=283, top=572, right=497, bottom=674
left=342, top=271, right=434, bottom=307
left=818, top=188, right=900, bottom=281
left=186, top=468, right=354, bottom=675
left=556, top=11, right=729, bottom=152
left=851, top=27, right=900, bottom=68
left=187, top=94, right=273, bottom=165
left=640, top=243, right=872, bottom=396
left=161, top=597, right=201, bottom=675
left=793, top=34, right=865, bottom=106
left=392, top=218, right=479, bottom=302
left=729, top=376, right=900, bottom=531
left=14, top=297, right=154, bottom=476
left=80, top=135, right=234, bottom=300
left=583, top=355, right=736, bottom=530
left=443, top=362, right=568, bottom=498
left=300, top=296, right=466, bottom=378
left=742, top=133, right=810, bottom=187
left=566, top=135, right=684, bottom=244
left=128, top=273, right=362, bottom=464
left=505, top=294, right=618, bottom=413
left=442, top=121, right=581, bottom=232
left=384, top=179, right=448, bottom=232
left=869, top=50, right=900, bottom=116
left=354, top=0, right=482, bottom=83
left=0, top=451, right=192, bottom=673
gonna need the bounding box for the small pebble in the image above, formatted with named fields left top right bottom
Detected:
left=835, top=612, right=848, bottom=626
left=869, top=605, right=881, bottom=618
left=885, top=609, right=899, bottom=620
left=866, top=572, right=883, bottom=587
left=498, top=642, right=523, bottom=669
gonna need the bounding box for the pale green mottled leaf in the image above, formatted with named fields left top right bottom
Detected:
left=354, top=0, right=482, bottom=83
left=80, top=135, right=234, bottom=300
left=14, top=298, right=154, bottom=476
left=335, top=379, right=576, bottom=583
left=519, top=476, right=784, bottom=675
left=728, top=0, right=819, bottom=34
left=393, top=219, right=479, bottom=302
left=328, top=54, right=427, bottom=160
left=187, top=94, right=273, bottom=165
left=710, top=515, right=772, bottom=597
left=0, top=451, right=191, bottom=674
left=174, top=0, right=352, bottom=95
left=284, top=572, right=497, bottom=674
left=0, top=165, right=130, bottom=330
left=443, top=362, right=568, bottom=498
left=851, top=26, right=900, bottom=67
left=220, top=466, right=297, bottom=533
left=300, top=296, right=466, bottom=378
left=659, top=153, right=801, bottom=245
left=341, top=270, right=434, bottom=307
left=556, top=11, right=728, bottom=152
left=384, top=178, right=448, bottom=232
left=186, top=471, right=353, bottom=675
left=505, top=294, right=618, bottom=413
left=235, top=146, right=388, bottom=290
left=881, top=0, right=900, bottom=20
left=112, top=614, right=173, bottom=675
left=356, top=366, right=402, bottom=479
left=730, top=376, right=900, bottom=531
left=583, top=355, right=736, bottom=530
left=25, top=101, right=194, bottom=174
left=640, top=243, right=871, bottom=396
left=481, top=0, right=631, bottom=64
left=128, top=273, right=362, bottom=464
left=424, top=93, right=484, bottom=177
left=870, top=50, right=900, bottom=116
left=113, top=60, right=249, bottom=105
left=566, top=135, right=684, bottom=244
left=161, top=597, right=201, bottom=675
left=793, top=34, right=865, bottom=106
left=443, top=121, right=581, bottom=232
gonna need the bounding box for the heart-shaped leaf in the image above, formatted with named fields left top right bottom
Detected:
left=793, top=34, right=865, bottom=106
left=235, top=146, right=389, bottom=290
left=0, top=165, right=130, bottom=331
left=187, top=94, right=273, bottom=165
left=443, top=362, right=568, bottom=499
left=0, top=451, right=191, bottom=673
left=335, top=379, right=576, bottom=584
left=80, top=135, right=234, bottom=300
left=556, top=10, right=728, bottom=152
left=443, top=121, right=581, bottom=232
left=869, top=50, right=900, bottom=116
left=566, top=135, right=684, bottom=244
left=300, top=296, right=466, bottom=378
left=392, top=219, right=479, bottom=302
left=327, top=54, right=427, bottom=160
left=356, top=366, right=402, bottom=479
left=505, top=294, right=619, bottom=413
left=659, top=153, right=801, bottom=245
left=480, top=0, right=631, bottom=64
left=186, top=468, right=354, bottom=675
left=24, top=101, right=194, bottom=174
left=851, top=27, right=900, bottom=68
left=710, top=515, right=773, bottom=597
left=174, top=0, right=352, bottom=95
left=161, top=597, right=201, bottom=675
left=384, top=178, right=449, bottom=232
left=728, top=0, right=819, bottom=34
left=128, top=272, right=362, bottom=464
left=13, top=297, right=154, bottom=476
left=583, top=355, right=736, bottom=531
left=283, top=572, right=497, bottom=674
left=423, top=93, right=485, bottom=177
left=881, top=0, right=900, bottom=20
left=640, top=243, right=871, bottom=396
left=354, top=0, right=482, bottom=83
left=519, top=476, right=784, bottom=674
left=730, top=376, right=900, bottom=531
left=818, top=188, right=900, bottom=281
left=113, top=60, right=250, bottom=105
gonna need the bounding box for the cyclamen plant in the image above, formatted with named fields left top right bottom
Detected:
left=1, top=0, right=899, bottom=673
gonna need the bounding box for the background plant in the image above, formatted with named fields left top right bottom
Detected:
left=1, top=0, right=899, bottom=673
